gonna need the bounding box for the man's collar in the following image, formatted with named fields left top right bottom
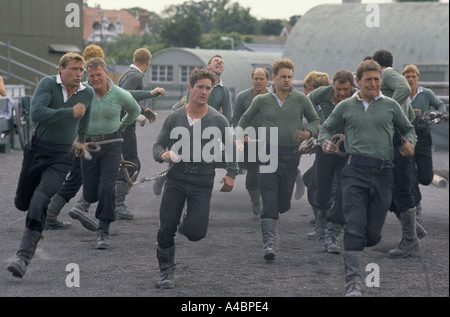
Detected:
left=213, top=78, right=224, bottom=87
left=106, top=77, right=115, bottom=90
left=130, top=64, right=144, bottom=75
left=354, top=90, right=385, bottom=102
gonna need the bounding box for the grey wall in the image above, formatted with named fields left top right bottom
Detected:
left=0, top=0, right=84, bottom=91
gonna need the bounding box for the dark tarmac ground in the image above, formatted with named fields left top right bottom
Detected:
left=0, top=110, right=448, bottom=305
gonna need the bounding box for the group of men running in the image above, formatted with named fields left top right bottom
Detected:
left=6, top=46, right=447, bottom=297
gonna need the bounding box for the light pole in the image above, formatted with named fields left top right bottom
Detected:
left=220, top=36, right=234, bottom=50
left=98, top=9, right=105, bottom=45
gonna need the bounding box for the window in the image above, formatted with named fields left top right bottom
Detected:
left=151, top=65, right=173, bottom=83
left=179, top=65, right=202, bottom=83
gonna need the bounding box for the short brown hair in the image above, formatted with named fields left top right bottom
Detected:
left=86, top=57, right=107, bottom=72
left=355, top=60, right=382, bottom=80
left=83, top=45, right=104, bottom=62
left=133, top=48, right=152, bottom=65
left=189, top=68, right=216, bottom=88
left=59, top=52, right=85, bottom=69
left=272, top=58, right=295, bottom=76
left=332, top=70, right=354, bottom=86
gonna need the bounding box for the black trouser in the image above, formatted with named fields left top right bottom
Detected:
left=157, top=164, right=215, bottom=249
left=341, top=157, right=394, bottom=252
left=56, top=155, right=83, bottom=202
left=304, top=162, right=317, bottom=208
left=239, top=141, right=259, bottom=191
left=14, top=137, right=73, bottom=232
left=116, top=122, right=140, bottom=183
left=411, top=126, right=434, bottom=205
left=314, top=146, right=347, bottom=225
left=390, top=130, right=415, bottom=213
left=258, top=146, right=300, bottom=219
left=81, top=141, right=122, bottom=223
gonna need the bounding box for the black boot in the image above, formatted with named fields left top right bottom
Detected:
left=157, top=245, right=176, bottom=289
left=247, top=189, right=261, bottom=215
left=416, top=220, right=427, bottom=240
left=114, top=180, right=134, bottom=220
left=96, top=220, right=110, bottom=250
left=7, top=228, right=42, bottom=278
left=307, top=208, right=327, bottom=240
left=68, top=197, right=97, bottom=232
left=261, top=218, right=277, bottom=260
left=322, top=222, right=342, bottom=254
left=344, top=251, right=363, bottom=297
left=389, top=208, right=420, bottom=258
left=415, top=204, right=427, bottom=239
left=45, top=194, right=71, bottom=230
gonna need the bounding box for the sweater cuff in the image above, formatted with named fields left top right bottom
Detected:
left=77, top=133, right=86, bottom=143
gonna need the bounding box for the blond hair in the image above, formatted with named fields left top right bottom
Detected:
left=402, top=64, right=419, bottom=76
left=302, top=71, right=330, bottom=89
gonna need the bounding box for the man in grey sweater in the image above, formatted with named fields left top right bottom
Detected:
left=153, top=68, right=238, bottom=289
left=115, top=48, right=165, bottom=220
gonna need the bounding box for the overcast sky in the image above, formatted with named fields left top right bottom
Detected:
left=85, top=0, right=405, bottom=20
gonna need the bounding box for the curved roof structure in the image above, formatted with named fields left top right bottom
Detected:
left=151, top=47, right=281, bottom=94
left=283, top=2, right=449, bottom=81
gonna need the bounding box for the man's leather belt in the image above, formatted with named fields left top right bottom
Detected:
left=348, top=154, right=393, bottom=169
left=86, top=131, right=121, bottom=142
left=172, top=163, right=215, bottom=175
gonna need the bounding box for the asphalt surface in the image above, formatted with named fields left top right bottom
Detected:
left=0, top=110, right=448, bottom=304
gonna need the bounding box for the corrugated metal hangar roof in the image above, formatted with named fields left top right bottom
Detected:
left=283, top=2, right=449, bottom=81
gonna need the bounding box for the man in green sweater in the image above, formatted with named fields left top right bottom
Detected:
left=7, top=52, right=94, bottom=278
left=373, top=50, right=425, bottom=258
left=81, top=57, right=141, bottom=250
left=403, top=64, right=447, bottom=228
left=232, top=67, right=269, bottom=215
left=237, top=58, right=320, bottom=261
left=319, top=59, right=416, bottom=296
left=306, top=70, right=357, bottom=255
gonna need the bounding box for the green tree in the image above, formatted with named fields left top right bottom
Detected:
left=288, top=15, right=301, bottom=27
left=160, top=11, right=203, bottom=47
left=256, top=19, right=285, bottom=35
left=212, top=3, right=257, bottom=34
left=200, top=32, right=242, bottom=49
left=163, top=0, right=230, bottom=34
left=102, top=33, right=167, bottom=65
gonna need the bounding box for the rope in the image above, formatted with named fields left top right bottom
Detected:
left=84, top=138, right=124, bottom=160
